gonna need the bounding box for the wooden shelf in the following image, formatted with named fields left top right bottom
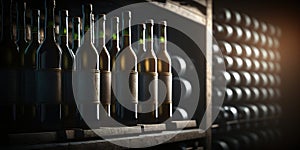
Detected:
left=5, top=128, right=207, bottom=149
left=148, top=0, right=207, bottom=25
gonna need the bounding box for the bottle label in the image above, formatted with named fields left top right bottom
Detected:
left=23, top=69, right=36, bottom=104
left=0, top=69, right=19, bottom=103
left=73, top=69, right=100, bottom=104
left=158, top=72, right=172, bottom=104
left=36, top=68, right=62, bottom=104
left=62, top=70, right=75, bottom=103
left=115, top=71, right=138, bottom=104
left=100, top=71, right=111, bottom=105
left=138, top=72, right=158, bottom=104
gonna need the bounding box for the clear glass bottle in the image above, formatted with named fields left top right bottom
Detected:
left=74, top=4, right=100, bottom=128
left=95, top=14, right=111, bottom=118
left=115, top=11, right=138, bottom=124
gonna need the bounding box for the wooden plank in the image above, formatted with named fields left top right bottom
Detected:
left=8, top=131, right=58, bottom=145
left=167, top=120, right=197, bottom=130
left=138, top=123, right=166, bottom=133
left=149, top=0, right=206, bottom=25
left=205, top=0, right=213, bottom=150
left=5, top=129, right=207, bottom=150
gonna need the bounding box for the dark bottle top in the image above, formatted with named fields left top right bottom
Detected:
left=16, top=0, right=28, bottom=68
left=72, top=17, right=81, bottom=54
left=109, top=16, right=120, bottom=119
left=0, top=0, right=19, bottom=69
left=35, top=0, right=62, bottom=130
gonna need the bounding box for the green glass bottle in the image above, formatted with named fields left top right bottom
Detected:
left=0, top=0, right=20, bottom=132
left=36, top=0, right=62, bottom=131
left=72, top=17, right=81, bottom=54
left=138, top=20, right=158, bottom=124
left=16, top=0, right=28, bottom=68
left=58, top=10, right=76, bottom=129
left=157, top=21, right=172, bottom=123
left=23, top=9, right=41, bottom=131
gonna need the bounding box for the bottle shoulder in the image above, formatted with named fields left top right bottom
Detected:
left=61, top=44, right=75, bottom=58
left=37, top=39, right=62, bottom=55
left=25, top=40, right=40, bottom=55
left=76, top=42, right=98, bottom=55
left=157, top=50, right=171, bottom=60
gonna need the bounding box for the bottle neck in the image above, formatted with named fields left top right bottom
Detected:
left=122, top=28, right=131, bottom=48
left=59, top=16, right=68, bottom=46
left=44, top=7, right=56, bottom=41
left=145, top=24, right=154, bottom=53
left=159, top=25, right=167, bottom=51
left=17, top=1, right=26, bottom=42
left=138, top=25, right=145, bottom=52
left=96, top=19, right=105, bottom=48
left=82, top=13, right=93, bottom=44
left=110, top=22, right=119, bottom=50
left=31, top=11, right=40, bottom=43
left=72, top=21, right=80, bottom=49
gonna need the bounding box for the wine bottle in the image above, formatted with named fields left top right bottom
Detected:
left=214, top=8, right=231, bottom=24
left=74, top=3, right=100, bottom=128
left=224, top=55, right=234, bottom=69
left=251, top=59, right=260, bottom=72
left=58, top=10, right=76, bottom=129
left=36, top=0, right=62, bottom=131
left=231, top=43, right=242, bottom=57
left=115, top=11, right=138, bottom=124
left=242, top=57, right=252, bottom=71
left=241, top=13, right=251, bottom=28
left=157, top=21, right=172, bottom=123
left=241, top=44, right=252, bottom=58
left=267, top=23, right=276, bottom=36
left=228, top=71, right=241, bottom=86
left=23, top=9, right=40, bottom=131
left=16, top=0, right=28, bottom=68
left=0, top=0, right=20, bottom=132
left=218, top=41, right=232, bottom=56
left=239, top=71, right=251, bottom=86
left=138, top=19, right=158, bottom=124
left=250, top=17, right=260, bottom=31
left=250, top=72, right=260, bottom=86
left=95, top=14, right=111, bottom=119
left=240, top=87, right=251, bottom=101
left=223, top=105, right=238, bottom=121
left=136, top=24, right=146, bottom=62
left=109, top=16, right=120, bottom=119
left=71, top=17, right=81, bottom=54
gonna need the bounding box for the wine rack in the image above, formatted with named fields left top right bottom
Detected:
left=212, top=7, right=282, bottom=150
left=1, top=0, right=213, bottom=149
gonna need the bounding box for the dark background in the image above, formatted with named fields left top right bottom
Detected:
left=25, top=0, right=300, bottom=148
left=214, top=0, right=300, bottom=149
